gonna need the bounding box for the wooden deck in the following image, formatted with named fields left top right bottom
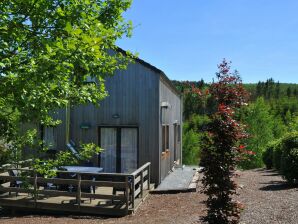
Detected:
left=0, top=162, right=153, bottom=216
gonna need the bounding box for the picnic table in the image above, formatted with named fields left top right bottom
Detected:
left=58, top=166, right=104, bottom=204
left=60, top=166, right=103, bottom=174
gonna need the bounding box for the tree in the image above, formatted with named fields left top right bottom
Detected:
left=182, top=128, right=200, bottom=165
left=287, top=87, right=292, bottom=97
left=285, top=109, right=292, bottom=126
left=275, top=81, right=280, bottom=99
left=182, top=114, right=209, bottom=165
left=290, top=116, right=298, bottom=131
left=294, top=88, right=298, bottom=97
left=240, top=97, right=274, bottom=169
left=0, top=0, right=133, bottom=165
left=200, top=60, right=249, bottom=224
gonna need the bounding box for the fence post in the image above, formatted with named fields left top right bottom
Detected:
left=77, top=173, right=81, bottom=208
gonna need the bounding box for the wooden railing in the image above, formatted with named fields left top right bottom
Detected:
left=0, top=162, right=151, bottom=215
left=130, top=162, right=151, bottom=210
left=0, top=159, right=33, bottom=169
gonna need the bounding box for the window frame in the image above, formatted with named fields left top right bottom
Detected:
left=162, top=124, right=170, bottom=152
left=98, top=125, right=139, bottom=172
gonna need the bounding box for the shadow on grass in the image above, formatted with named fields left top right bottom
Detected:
left=259, top=180, right=298, bottom=191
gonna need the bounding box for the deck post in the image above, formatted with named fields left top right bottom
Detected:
left=77, top=173, right=81, bottom=208
left=147, top=164, right=150, bottom=190
left=131, top=175, right=135, bottom=210
left=140, top=170, right=144, bottom=198
left=125, top=176, right=129, bottom=213
left=34, top=172, right=37, bottom=207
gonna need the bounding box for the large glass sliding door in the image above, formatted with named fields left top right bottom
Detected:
left=99, top=127, right=138, bottom=173
left=99, top=128, right=117, bottom=173
left=121, top=128, right=138, bottom=173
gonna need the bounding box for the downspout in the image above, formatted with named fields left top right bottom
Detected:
left=65, top=103, right=81, bottom=160
left=66, top=103, right=70, bottom=145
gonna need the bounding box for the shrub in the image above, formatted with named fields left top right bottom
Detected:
left=262, top=141, right=279, bottom=169
left=182, top=129, right=200, bottom=165
left=262, top=147, right=273, bottom=169
left=0, top=139, right=10, bottom=165
left=273, top=140, right=283, bottom=170
left=280, top=132, right=298, bottom=183
left=239, top=151, right=262, bottom=170
left=182, top=115, right=209, bottom=165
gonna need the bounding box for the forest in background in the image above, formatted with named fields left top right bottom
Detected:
left=172, top=78, right=298, bottom=168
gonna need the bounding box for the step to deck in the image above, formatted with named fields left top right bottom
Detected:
left=151, top=166, right=201, bottom=194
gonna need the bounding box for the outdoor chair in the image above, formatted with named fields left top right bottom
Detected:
left=8, top=169, right=22, bottom=196
left=57, top=170, right=76, bottom=192
left=81, top=175, right=96, bottom=203
left=36, top=172, right=57, bottom=191
left=57, top=170, right=96, bottom=203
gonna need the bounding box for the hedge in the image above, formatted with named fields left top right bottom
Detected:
left=262, top=142, right=275, bottom=169
left=280, top=132, right=298, bottom=184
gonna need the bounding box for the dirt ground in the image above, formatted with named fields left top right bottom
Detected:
left=0, top=169, right=297, bottom=224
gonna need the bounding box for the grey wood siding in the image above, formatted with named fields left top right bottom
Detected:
left=52, top=109, right=67, bottom=150
left=50, top=58, right=182, bottom=185
left=54, top=62, right=160, bottom=184
left=159, top=77, right=182, bottom=182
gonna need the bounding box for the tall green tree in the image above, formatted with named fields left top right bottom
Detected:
left=182, top=114, right=209, bottom=165
left=288, top=113, right=298, bottom=132
left=0, top=0, right=133, bottom=164
left=241, top=97, right=274, bottom=168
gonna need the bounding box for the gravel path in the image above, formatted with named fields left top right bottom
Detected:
left=0, top=169, right=296, bottom=224
left=237, top=169, right=298, bottom=224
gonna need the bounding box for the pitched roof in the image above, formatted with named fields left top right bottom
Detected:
left=117, top=47, right=181, bottom=96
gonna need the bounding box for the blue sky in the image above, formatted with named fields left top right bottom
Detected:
left=117, top=0, right=298, bottom=83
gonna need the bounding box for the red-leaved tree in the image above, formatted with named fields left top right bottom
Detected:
left=200, top=59, right=249, bottom=224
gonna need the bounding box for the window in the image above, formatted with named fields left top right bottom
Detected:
left=162, top=125, right=169, bottom=152
left=161, top=102, right=169, bottom=125
left=85, top=75, right=97, bottom=84
left=174, top=124, right=181, bottom=161
left=177, top=124, right=181, bottom=143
